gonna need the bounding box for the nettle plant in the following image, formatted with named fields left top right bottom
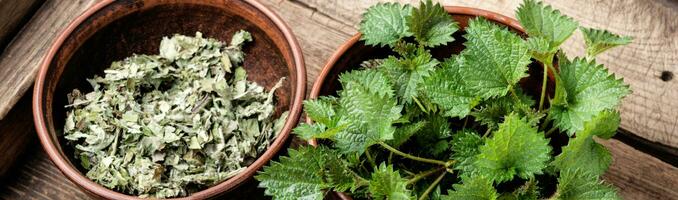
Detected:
left=256, top=0, right=632, bottom=199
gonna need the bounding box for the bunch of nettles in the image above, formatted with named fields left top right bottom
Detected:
left=257, top=0, right=632, bottom=199
left=63, top=31, right=288, bottom=198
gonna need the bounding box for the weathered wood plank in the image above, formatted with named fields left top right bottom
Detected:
left=0, top=0, right=675, bottom=200
left=0, top=143, right=89, bottom=199
left=600, top=139, right=678, bottom=200
left=0, top=0, right=97, bottom=120
left=294, top=0, right=678, bottom=148
left=0, top=0, right=43, bottom=50
left=0, top=91, right=34, bottom=177
left=261, top=0, right=355, bottom=91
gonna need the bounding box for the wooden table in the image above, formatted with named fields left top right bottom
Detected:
left=0, top=0, right=677, bottom=199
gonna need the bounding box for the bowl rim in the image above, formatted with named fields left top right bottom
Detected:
left=308, top=6, right=525, bottom=146
left=32, top=0, right=306, bottom=199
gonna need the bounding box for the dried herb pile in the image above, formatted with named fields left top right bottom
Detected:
left=256, top=0, right=632, bottom=199
left=64, top=31, right=288, bottom=198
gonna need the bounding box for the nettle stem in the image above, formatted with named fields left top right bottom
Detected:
left=377, top=142, right=449, bottom=166
left=538, top=55, right=555, bottom=112
left=349, top=169, right=369, bottom=187
left=418, top=171, right=447, bottom=200
left=365, top=148, right=377, bottom=168
left=406, top=167, right=445, bottom=185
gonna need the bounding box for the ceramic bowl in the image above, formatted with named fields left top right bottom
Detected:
left=33, top=0, right=305, bottom=199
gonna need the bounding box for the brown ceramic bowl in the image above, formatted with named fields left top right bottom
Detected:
left=309, top=6, right=555, bottom=199
left=33, top=0, right=305, bottom=199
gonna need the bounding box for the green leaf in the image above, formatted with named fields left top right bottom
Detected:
left=293, top=123, right=325, bottom=140
left=475, top=113, right=551, bottom=183
left=334, top=131, right=369, bottom=154
left=257, top=146, right=354, bottom=200
left=516, top=0, right=578, bottom=52
left=304, top=98, right=336, bottom=126
left=423, top=58, right=481, bottom=118
left=407, top=0, right=459, bottom=47
left=581, top=27, right=632, bottom=57
left=503, top=179, right=540, bottom=200
left=551, top=169, right=620, bottom=200
left=414, top=113, right=453, bottom=157
left=360, top=3, right=413, bottom=47
left=579, top=110, right=621, bottom=139
left=450, top=130, right=484, bottom=174
left=339, top=69, right=402, bottom=149
left=548, top=58, right=630, bottom=135
left=389, top=121, right=426, bottom=148
left=554, top=136, right=611, bottom=177
left=294, top=123, right=349, bottom=141
left=553, top=111, right=620, bottom=176
left=472, top=89, right=541, bottom=130
left=442, top=175, right=498, bottom=200
left=525, top=36, right=555, bottom=63
left=379, top=48, right=439, bottom=104
left=394, top=41, right=418, bottom=57
left=459, top=18, right=531, bottom=99
left=369, top=163, right=411, bottom=200
left=324, top=152, right=359, bottom=193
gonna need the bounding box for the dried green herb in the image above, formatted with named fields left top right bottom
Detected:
left=64, top=31, right=288, bottom=198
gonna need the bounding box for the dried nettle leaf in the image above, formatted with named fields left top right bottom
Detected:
left=63, top=31, right=288, bottom=198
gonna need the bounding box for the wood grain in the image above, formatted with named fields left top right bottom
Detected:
left=0, top=0, right=676, bottom=199
left=0, top=145, right=89, bottom=200
left=0, top=0, right=97, bottom=120
left=292, top=0, right=678, bottom=148
left=0, top=0, right=43, bottom=50
left=600, top=138, right=678, bottom=200
left=0, top=91, right=34, bottom=177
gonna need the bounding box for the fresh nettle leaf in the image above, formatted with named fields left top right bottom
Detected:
left=360, top=3, right=413, bottom=47
left=553, top=110, right=620, bottom=176
left=442, top=175, right=498, bottom=200
left=581, top=27, right=633, bottom=58
left=294, top=123, right=349, bottom=141
left=524, top=36, right=554, bottom=64
left=548, top=58, right=630, bottom=135
left=475, top=114, right=551, bottom=183
left=257, top=146, right=356, bottom=199
left=506, top=179, right=540, bottom=200
left=294, top=97, right=349, bottom=141
left=379, top=48, right=439, bottom=104
left=304, top=97, right=337, bottom=126
left=459, top=18, right=531, bottom=99
left=423, top=58, right=481, bottom=118
left=338, top=70, right=402, bottom=151
left=551, top=169, right=620, bottom=200
left=413, top=113, right=453, bottom=157
left=369, top=163, right=411, bottom=200
left=407, top=0, right=459, bottom=47
left=449, top=130, right=484, bottom=174
left=389, top=121, right=427, bottom=148
left=516, top=0, right=578, bottom=55
left=472, top=89, right=541, bottom=130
